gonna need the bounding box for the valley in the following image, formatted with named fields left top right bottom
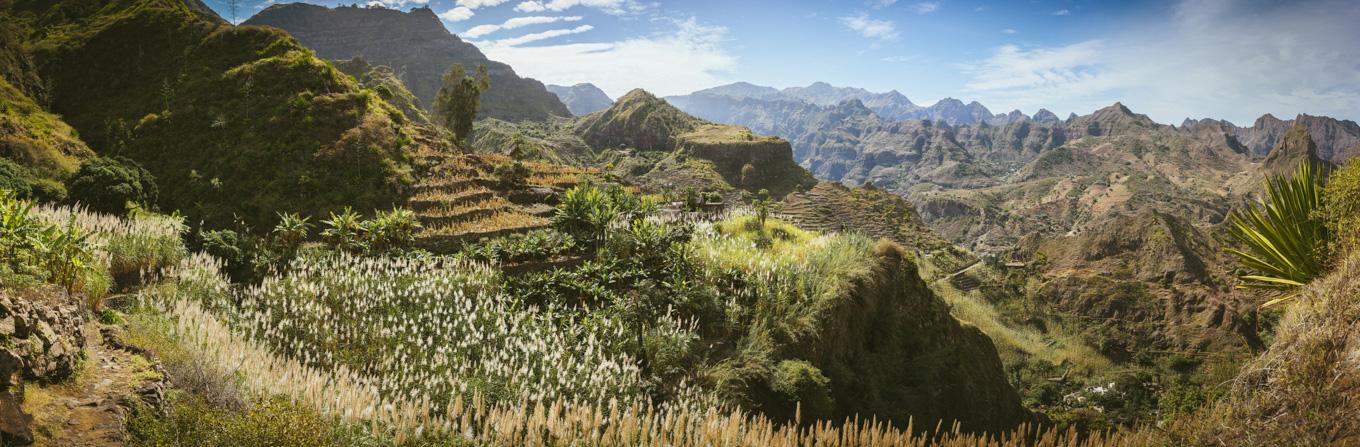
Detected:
left=2, top=0, right=1358, bottom=446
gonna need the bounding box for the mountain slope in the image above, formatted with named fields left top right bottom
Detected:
left=7, top=0, right=442, bottom=226
left=546, top=83, right=612, bottom=116
left=0, top=22, right=93, bottom=200
left=243, top=4, right=570, bottom=122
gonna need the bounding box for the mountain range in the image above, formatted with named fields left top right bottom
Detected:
left=243, top=4, right=570, bottom=122
left=546, top=83, right=613, bottom=116
left=668, top=81, right=1025, bottom=126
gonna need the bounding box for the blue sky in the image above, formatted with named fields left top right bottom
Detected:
left=226, top=0, right=1359, bottom=124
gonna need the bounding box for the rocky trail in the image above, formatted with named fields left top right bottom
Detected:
left=22, top=326, right=165, bottom=447
left=2, top=292, right=166, bottom=447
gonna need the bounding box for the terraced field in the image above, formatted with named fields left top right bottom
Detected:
left=408, top=152, right=595, bottom=252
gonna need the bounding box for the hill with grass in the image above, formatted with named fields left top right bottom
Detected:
left=243, top=3, right=571, bottom=122
left=2, top=0, right=449, bottom=228
left=0, top=22, right=93, bottom=201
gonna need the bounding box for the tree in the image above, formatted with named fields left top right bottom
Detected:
left=433, top=64, right=491, bottom=144
left=65, top=156, right=158, bottom=215
left=753, top=188, right=771, bottom=227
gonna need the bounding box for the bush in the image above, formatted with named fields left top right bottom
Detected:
left=65, top=156, right=158, bottom=215
left=1323, top=157, right=1360, bottom=258
left=553, top=184, right=656, bottom=251
left=491, top=160, right=530, bottom=189
left=127, top=395, right=383, bottom=447
left=463, top=229, right=576, bottom=263
left=363, top=207, right=421, bottom=253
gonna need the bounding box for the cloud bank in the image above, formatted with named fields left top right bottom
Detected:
left=962, top=0, right=1360, bottom=123
left=479, top=18, right=737, bottom=98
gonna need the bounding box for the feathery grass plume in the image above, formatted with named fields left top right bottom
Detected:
left=1227, top=161, right=1330, bottom=305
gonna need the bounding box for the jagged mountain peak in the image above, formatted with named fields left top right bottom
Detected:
left=1033, top=109, right=1060, bottom=123
left=1262, top=123, right=1328, bottom=173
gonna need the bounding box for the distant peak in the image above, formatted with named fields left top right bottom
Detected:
left=808, top=81, right=833, bottom=88
left=619, top=88, right=658, bottom=100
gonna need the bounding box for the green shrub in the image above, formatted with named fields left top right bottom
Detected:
left=362, top=207, right=421, bottom=253
left=127, top=395, right=383, bottom=447
left=320, top=207, right=367, bottom=253
left=65, top=156, right=158, bottom=215
left=463, top=229, right=576, bottom=263
left=553, top=184, right=656, bottom=251
left=491, top=160, right=530, bottom=189
left=1323, top=157, right=1360, bottom=258
left=770, top=359, right=833, bottom=420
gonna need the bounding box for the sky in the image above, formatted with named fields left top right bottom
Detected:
left=222, top=0, right=1360, bottom=125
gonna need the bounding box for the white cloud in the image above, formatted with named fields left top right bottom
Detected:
left=840, top=13, right=899, bottom=41
left=462, top=24, right=500, bottom=37
left=460, top=15, right=583, bottom=38
left=870, top=0, right=898, bottom=8
left=514, top=1, right=546, bottom=12
left=365, top=0, right=429, bottom=7
left=456, top=0, right=510, bottom=9
left=478, top=18, right=737, bottom=98
left=910, top=2, right=940, bottom=14
left=1053, top=9, right=1071, bottom=16
left=1001, top=28, right=1016, bottom=34
left=529, top=0, right=648, bottom=14
left=478, top=24, right=594, bottom=46
left=881, top=55, right=915, bottom=63
left=961, top=0, right=1360, bottom=123
left=439, top=6, right=475, bottom=22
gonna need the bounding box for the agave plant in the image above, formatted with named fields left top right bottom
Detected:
left=1227, top=161, right=1330, bottom=301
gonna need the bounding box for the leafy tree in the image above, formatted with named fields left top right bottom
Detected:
left=66, top=156, right=158, bottom=215
left=1227, top=161, right=1330, bottom=303
left=753, top=188, right=772, bottom=228
left=433, top=64, right=491, bottom=144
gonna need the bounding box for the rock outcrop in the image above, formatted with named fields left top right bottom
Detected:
left=0, top=292, right=86, bottom=445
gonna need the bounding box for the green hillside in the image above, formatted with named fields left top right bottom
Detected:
left=3, top=0, right=440, bottom=227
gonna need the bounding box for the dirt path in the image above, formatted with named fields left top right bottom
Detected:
left=25, top=324, right=164, bottom=447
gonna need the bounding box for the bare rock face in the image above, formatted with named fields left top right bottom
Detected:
left=0, top=294, right=85, bottom=383
left=0, top=292, right=86, bottom=445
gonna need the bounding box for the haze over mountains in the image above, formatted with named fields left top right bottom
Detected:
left=546, top=83, right=613, bottom=115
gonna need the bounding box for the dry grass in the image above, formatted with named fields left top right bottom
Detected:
left=527, top=172, right=583, bottom=188
left=421, top=197, right=510, bottom=216
left=1168, top=251, right=1360, bottom=445
left=423, top=211, right=549, bottom=235
left=410, top=186, right=495, bottom=203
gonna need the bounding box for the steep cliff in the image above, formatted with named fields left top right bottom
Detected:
left=244, top=4, right=570, bottom=122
